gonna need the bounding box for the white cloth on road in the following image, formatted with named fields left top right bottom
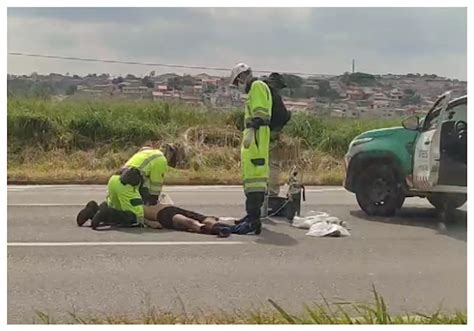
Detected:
left=292, top=211, right=350, bottom=237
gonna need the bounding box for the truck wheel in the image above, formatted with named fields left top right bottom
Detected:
left=428, top=193, right=466, bottom=211
left=355, top=164, right=405, bottom=216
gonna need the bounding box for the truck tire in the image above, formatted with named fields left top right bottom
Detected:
left=355, top=163, right=405, bottom=216
left=428, top=193, right=466, bottom=211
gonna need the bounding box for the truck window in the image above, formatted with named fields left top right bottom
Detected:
left=442, top=102, right=467, bottom=123
left=423, top=106, right=443, bottom=131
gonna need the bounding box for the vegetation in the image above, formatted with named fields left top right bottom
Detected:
left=7, top=97, right=400, bottom=184
left=341, top=72, right=378, bottom=86
left=32, top=288, right=466, bottom=324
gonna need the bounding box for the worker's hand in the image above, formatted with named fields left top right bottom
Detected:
left=246, top=117, right=266, bottom=130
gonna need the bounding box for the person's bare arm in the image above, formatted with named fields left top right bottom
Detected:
left=144, top=219, right=163, bottom=229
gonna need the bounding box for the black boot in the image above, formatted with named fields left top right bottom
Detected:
left=252, top=219, right=262, bottom=235
left=91, top=202, right=117, bottom=230
left=91, top=203, right=139, bottom=230
left=76, top=200, right=99, bottom=227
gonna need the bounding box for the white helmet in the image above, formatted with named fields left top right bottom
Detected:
left=230, top=63, right=251, bottom=86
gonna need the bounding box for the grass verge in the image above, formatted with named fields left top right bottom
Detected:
left=32, top=287, right=466, bottom=324
left=7, top=98, right=400, bottom=185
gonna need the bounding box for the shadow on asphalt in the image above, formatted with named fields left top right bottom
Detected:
left=92, top=226, right=174, bottom=235
left=254, top=227, right=299, bottom=246
left=350, top=207, right=467, bottom=242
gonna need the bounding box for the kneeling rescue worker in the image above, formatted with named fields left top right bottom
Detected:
left=76, top=144, right=179, bottom=229
left=230, top=63, right=272, bottom=235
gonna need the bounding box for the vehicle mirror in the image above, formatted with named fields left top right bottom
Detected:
left=402, top=116, right=420, bottom=131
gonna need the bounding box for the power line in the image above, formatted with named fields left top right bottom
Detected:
left=8, top=52, right=335, bottom=78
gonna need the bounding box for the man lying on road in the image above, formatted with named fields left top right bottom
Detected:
left=143, top=204, right=234, bottom=237
left=77, top=202, right=235, bottom=238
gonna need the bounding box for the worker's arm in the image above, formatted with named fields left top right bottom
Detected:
left=143, top=156, right=168, bottom=204
left=247, top=81, right=272, bottom=128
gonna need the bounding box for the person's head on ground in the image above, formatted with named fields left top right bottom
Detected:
left=230, top=63, right=253, bottom=92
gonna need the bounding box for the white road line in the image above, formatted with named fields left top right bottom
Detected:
left=8, top=203, right=85, bottom=207
left=8, top=185, right=345, bottom=193
left=8, top=241, right=246, bottom=247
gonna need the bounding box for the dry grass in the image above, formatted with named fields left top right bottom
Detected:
left=32, top=288, right=466, bottom=324
left=7, top=147, right=344, bottom=185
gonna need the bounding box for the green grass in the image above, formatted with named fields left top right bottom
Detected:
left=7, top=97, right=401, bottom=184
left=32, top=287, right=466, bottom=324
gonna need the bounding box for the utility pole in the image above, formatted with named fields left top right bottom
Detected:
left=352, top=59, right=355, bottom=73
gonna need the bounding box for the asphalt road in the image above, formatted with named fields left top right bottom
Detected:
left=7, top=185, right=467, bottom=323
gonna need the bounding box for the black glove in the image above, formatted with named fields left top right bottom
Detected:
left=146, top=194, right=159, bottom=206
left=246, top=117, right=266, bottom=130
left=119, top=168, right=142, bottom=187
left=139, top=187, right=159, bottom=205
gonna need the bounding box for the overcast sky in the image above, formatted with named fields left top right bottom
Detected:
left=7, top=7, right=467, bottom=80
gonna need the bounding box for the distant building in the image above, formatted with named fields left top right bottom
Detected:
left=371, top=93, right=391, bottom=109
left=283, top=100, right=310, bottom=113
left=346, top=87, right=364, bottom=101
left=390, top=88, right=404, bottom=101
left=152, top=91, right=180, bottom=101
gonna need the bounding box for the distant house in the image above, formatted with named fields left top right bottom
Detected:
left=371, top=93, right=391, bottom=109
left=330, top=109, right=345, bottom=118
left=346, top=87, right=364, bottom=101
left=152, top=91, right=180, bottom=101
left=283, top=100, right=310, bottom=113
left=180, top=94, right=203, bottom=106
left=390, top=88, right=404, bottom=101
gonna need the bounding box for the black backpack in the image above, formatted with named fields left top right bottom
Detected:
left=268, top=85, right=291, bottom=131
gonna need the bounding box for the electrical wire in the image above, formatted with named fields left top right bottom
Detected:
left=8, top=52, right=335, bottom=77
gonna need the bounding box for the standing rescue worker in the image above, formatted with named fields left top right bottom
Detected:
left=230, top=63, right=272, bottom=235
left=76, top=145, right=178, bottom=229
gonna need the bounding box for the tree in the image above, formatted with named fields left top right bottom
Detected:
left=142, top=76, right=154, bottom=88
left=401, top=94, right=422, bottom=106
left=281, top=74, right=304, bottom=89
left=112, top=76, right=124, bottom=84
left=317, top=80, right=330, bottom=96
left=65, top=85, right=78, bottom=95
left=30, top=82, right=53, bottom=99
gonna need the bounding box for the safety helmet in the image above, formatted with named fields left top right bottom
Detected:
left=230, top=63, right=251, bottom=86
left=162, top=143, right=179, bottom=168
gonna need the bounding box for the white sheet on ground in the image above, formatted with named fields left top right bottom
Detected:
left=292, top=211, right=350, bottom=237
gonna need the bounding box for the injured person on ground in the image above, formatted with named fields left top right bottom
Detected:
left=76, top=200, right=238, bottom=238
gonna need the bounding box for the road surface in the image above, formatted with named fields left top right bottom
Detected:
left=7, top=185, right=467, bottom=323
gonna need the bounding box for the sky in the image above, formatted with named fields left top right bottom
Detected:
left=7, top=7, right=467, bottom=80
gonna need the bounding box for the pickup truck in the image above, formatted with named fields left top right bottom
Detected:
left=344, top=92, right=467, bottom=216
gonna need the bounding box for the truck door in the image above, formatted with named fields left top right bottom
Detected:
left=412, top=92, right=450, bottom=191
left=436, top=97, right=467, bottom=188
